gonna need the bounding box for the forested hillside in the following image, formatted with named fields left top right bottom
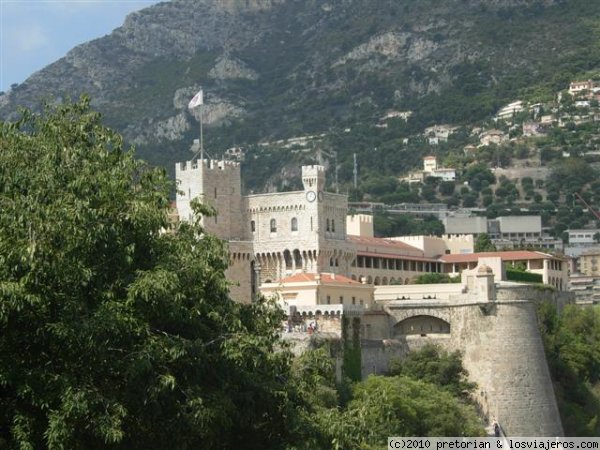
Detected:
left=3, top=0, right=600, bottom=189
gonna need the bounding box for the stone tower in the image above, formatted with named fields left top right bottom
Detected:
left=302, top=164, right=326, bottom=192
left=175, top=149, right=243, bottom=240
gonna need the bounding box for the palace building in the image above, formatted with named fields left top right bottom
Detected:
left=175, top=152, right=568, bottom=303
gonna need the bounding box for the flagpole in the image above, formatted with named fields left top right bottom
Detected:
left=200, top=104, right=204, bottom=164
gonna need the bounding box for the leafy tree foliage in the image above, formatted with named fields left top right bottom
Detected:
left=538, top=303, right=600, bottom=436
left=320, top=375, right=484, bottom=449
left=0, top=99, right=306, bottom=449
left=474, top=233, right=497, bottom=252
left=374, top=212, right=444, bottom=237
left=462, top=163, right=495, bottom=187
left=388, top=344, right=476, bottom=399
left=413, top=274, right=460, bottom=285
left=547, top=158, right=596, bottom=195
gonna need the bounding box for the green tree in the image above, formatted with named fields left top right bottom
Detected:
left=413, top=273, right=460, bottom=284
left=538, top=303, right=600, bottom=436
left=323, top=376, right=484, bottom=448
left=0, top=99, right=304, bottom=449
left=388, top=344, right=476, bottom=399
left=474, top=233, right=497, bottom=252
left=439, top=181, right=455, bottom=196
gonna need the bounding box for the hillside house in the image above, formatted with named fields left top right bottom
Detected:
left=422, top=156, right=456, bottom=181
left=522, top=121, right=544, bottom=137
left=569, top=80, right=596, bottom=96
left=423, top=124, right=457, bottom=144
left=479, top=129, right=508, bottom=146
left=496, top=100, right=524, bottom=121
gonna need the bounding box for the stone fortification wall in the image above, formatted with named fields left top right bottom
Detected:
left=227, top=240, right=254, bottom=304
left=374, top=283, right=465, bottom=301
left=450, top=301, right=562, bottom=436
left=378, top=297, right=563, bottom=436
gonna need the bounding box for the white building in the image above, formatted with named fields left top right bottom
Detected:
left=569, top=80, right=596, bottom=96
left=423, top=124, right=457, bottom=144
left=422, top=156, right=456, bottom=181
left=496, top=100, right=524, bottom=121
left=444, top=215, right=561, bottom=250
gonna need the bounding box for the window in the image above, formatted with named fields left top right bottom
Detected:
left=339, top=296, right=343, bottom=304
left=352, top=296, right=356, bottom=305
left=214, top=187, right=217, bottom=198
left=326, top=295, right=331, bottom=304
left=270, top=219, right=277, bottom=233
left=251, top=220, right=256, bottom=233
left=331, top=219, right=335, bottom=232
left=291, top=217, right=298, bottom=232
left=326, top=218, right=330, bottom=232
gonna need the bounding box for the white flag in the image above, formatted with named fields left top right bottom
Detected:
left=188, top=89, right=203, bottom=109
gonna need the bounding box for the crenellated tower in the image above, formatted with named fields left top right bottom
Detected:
left=175, top=148, right=243, bottom=240
left=302, top=164, right=326, bottom=192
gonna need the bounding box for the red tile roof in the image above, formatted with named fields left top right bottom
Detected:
left=347, top=235, right=423, bottom=254
left=277, top=272, right=361, bottom=285
left=357, top=251, right=438, bottom=262
left=439, top=250, right=559, bottom=263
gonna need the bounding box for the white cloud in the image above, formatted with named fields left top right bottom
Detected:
left=10, top=24, right=49, bottom=52
left=42, top=0, right=159, bottom=15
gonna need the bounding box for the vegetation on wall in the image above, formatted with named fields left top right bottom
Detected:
left=506, top=268, right=543, bottom=283
left=342, top=317, right=362, bottom=382
left=414, top=273, right=461, bottom=284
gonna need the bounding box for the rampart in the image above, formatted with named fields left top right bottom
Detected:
left=366, top=283, right=568, bottom=436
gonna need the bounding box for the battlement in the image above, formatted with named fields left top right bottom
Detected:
left=443, top=234, right=474, bottom=242
left=301, top=165, right=326, bottom=176
left=177, top=159, right=240, bottom=173
left=346, top=214, right=374, bottom=237
left=302, top=165, right=326, bottom=191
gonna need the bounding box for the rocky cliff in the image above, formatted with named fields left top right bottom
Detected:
left=1, top=0, right=597, bottom=178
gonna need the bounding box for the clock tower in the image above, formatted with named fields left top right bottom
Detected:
left=302, top=165, right=326, bottom=193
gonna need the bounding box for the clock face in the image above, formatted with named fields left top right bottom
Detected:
left=306, top=190, right=317, bottom=202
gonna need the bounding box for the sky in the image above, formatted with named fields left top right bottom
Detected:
left=0, top=0, right=163, bottom=92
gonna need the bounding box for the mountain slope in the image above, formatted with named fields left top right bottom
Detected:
left=2, top=0, right=600, bottom=184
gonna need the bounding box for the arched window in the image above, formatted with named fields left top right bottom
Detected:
left=250, top=220, right=256, bottom=233
left=326, top=218, right=330, bottom=232
left=270, top=219, right=277, bottom=233
left=331, top=219, right=335, bottom=232
left=291, top=217, right=298, bottom=232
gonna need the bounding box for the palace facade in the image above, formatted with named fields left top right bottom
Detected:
left=175, top=155, right=568, bottom=303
